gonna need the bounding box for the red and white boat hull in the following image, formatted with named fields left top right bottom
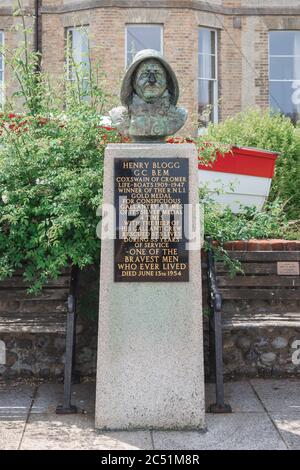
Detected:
left=198, top=147, right=278, bottom=213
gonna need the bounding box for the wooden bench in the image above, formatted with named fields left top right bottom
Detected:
left=217, top=251, right=300, bottom=330
left=206, top=241, right=300, bottom=412
left=0, top=265, right=78, bottom=414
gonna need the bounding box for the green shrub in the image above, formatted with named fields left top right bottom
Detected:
left=0, top=17, right=120, bottom=292
left=202, top=196, right=296, bottom=243
left=201, top=193, right=299, bottom=275
left=0, top=109, right=120, bottom=292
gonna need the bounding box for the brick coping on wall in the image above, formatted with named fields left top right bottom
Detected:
left=221, top=239, right=300, bottom=251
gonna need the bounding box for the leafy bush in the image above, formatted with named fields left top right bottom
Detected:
left=198, top=108, right=300, bottom=220
left=0, top=18, right=121, bottom=292
left=0, top=110, right=121, bottom=292
left=202, top=196, right=296, bottom=243
left=200, top=193, right=298, bottom=274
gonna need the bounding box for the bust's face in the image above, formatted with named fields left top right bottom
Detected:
left=133, top=59, right=167, bottom=103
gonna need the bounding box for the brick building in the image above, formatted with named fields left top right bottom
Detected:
left=1, top=0, right=300, bottom=134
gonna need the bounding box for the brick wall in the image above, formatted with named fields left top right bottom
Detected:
left=223, top=240, right=300, bottom=251
left=1, top=1, right=300, bottom=130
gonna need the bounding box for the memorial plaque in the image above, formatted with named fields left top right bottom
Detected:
left=277, top=261, right=300, bottom=276
left=114, top=157, right=189, bottom=282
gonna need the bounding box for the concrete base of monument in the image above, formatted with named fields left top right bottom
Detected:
left=95, top=143, right=205, bottom=430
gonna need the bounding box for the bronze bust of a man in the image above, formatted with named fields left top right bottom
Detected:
left=109, top=49, right=187, bottom=142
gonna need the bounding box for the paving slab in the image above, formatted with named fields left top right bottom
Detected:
left=205, top=381, right=264, bottom=412
left=31, top=383, right=95, bottom=414
left=250, top=379, right=300, bottom=413
left=153, top=413, right=287, bottom=450
left=0, top=418, right=28, bottom=450
left=271, top=412, right=300, bottom=450
left=0, top=382, right=35, bottom=450
left=0, top=382, right=34, bottom=418
left=2, top=380, right=300, bottom=450
left=20, top=414, right=152, bottom=450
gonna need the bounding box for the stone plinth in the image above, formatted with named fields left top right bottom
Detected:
left=95, top=143, right=205, bottom=430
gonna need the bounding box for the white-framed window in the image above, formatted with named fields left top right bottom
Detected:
left=269, top=31, right=300, bottom=123
left=125, top=24, right=163, bottom=66
left=66, top=26, right=89, bottom=93
left=198, top=27, right=218, bottom=128
left=0, top=31, right=4, bottom=108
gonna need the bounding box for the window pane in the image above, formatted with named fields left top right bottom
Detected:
left=0, top=32, right=3, bottom=107
left=270, top=31, right=300, bottom=56
left=270, top=56, right=300, bottom=80
left=198, top=79, right=215, bottom=125
left=0, top=32, right=3, bottom=71
left=82, top=78, right=90, bottom=101
left=81, top=31, right=89, bottom=60
left=269, top=31, right=300, bottom=122
left=67, top=27, right=89, bottom=81
left=198, top=54, right=215, bottom=79
left=126, top=25, right=162, bottom=65
left=72, top=29, right=89, bottom=67
left=270, top=81, right=300, bottom=123
left=198, top=29, right=215, bottom=55
left=198, top=28, right=217, bottom=126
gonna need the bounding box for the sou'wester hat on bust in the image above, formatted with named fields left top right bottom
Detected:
left=120, top=49, right=180, bottom=107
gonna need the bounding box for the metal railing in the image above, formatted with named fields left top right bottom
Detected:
left=206, top=237, right=232, bottom=413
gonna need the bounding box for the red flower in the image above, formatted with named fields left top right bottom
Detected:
left=97, top=125, right=117, bottom=132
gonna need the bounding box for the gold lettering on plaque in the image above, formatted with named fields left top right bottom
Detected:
left=114, top=157, right=189, bottom=282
